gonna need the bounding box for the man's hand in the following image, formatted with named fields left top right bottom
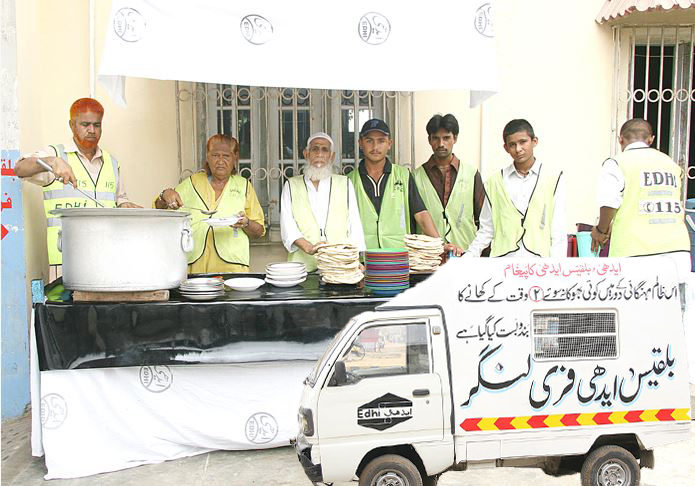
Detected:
left=234, top=210, right=264, bottom=239
left=118, top=201, right=142, bottom=208
left=443, top=243, right=464, bottom=257
left=159, top=188, right=184, bottom=209
left=232, top=211, right=249, bottom=228
left=590, top=226, right=609, bottom=254
left=45, top=157, right=78, bottom=188
left=592, top=207, right=617, bottom=254
left=294, top=238, right=317, bottom=255
left=16, top=156, right=76, bottom=185
left=413, top=210, right=440, bottom=238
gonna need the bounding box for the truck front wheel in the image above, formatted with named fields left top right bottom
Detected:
left=359, top=454, right=423, bottom=486
left=581, top=445, right=640, bottom=486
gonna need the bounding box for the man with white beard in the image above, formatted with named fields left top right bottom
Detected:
left=280, top=132, right=366, bottom=271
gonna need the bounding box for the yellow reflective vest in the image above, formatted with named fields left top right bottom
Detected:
left=286, top=175, right=350, bottom=272
left=348, top=162, right=411, bottom=249
left=485, top=165, right=562, bottom=257
left=413, top=162, right=477, bottom=250
left=42, top=145, right=118, bottom=265
left=609, top=147, right=690, bottom=257
left=176, top=172, right=250, bottom=266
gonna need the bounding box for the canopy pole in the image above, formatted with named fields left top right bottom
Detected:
left=479, top=98, right=486, bottom=178
left=175, top=81, right=182, bottom=178
left=89, top=0, right=95, bottom=98
left=410, top=94, right=415, bottom=169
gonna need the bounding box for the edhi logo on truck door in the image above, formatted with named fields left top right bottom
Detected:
left=357, top=393, right=413, bottom=431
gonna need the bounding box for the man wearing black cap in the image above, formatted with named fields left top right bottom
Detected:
left=347, top=118, right=440, bottom=249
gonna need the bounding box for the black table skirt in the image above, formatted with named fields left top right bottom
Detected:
left=35, top=274, right=431, bottom=371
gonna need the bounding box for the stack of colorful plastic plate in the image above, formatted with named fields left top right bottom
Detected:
left=179, top=277, right=225, bottom=301
left=364, top=248, right=410, bottom=296
left=265, top=262, right=307, bottom=287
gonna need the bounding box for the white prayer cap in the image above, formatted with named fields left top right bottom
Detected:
left=306, top=132, right=334, bottom=152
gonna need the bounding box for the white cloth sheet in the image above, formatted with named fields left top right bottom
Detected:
left=30, top=318, right=318, bottom=479
left=98, top=0, right=498, bottom=107
left=32, top=361, right=315, bottom=479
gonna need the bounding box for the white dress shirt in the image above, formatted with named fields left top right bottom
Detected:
left=281, top=175, right=366, bottom=252
left=466, top=160, right=566, bottom=258
left=596, top=141, right=649, bottom=210
left=597, top=141, right=691, bottom=283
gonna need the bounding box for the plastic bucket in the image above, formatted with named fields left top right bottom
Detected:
left=576, top=231, right=599, bottom=257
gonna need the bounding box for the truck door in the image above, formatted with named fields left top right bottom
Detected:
left=316, top=319, right=445, bottom=477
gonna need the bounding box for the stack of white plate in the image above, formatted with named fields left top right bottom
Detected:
left=265, top=262, right=307, bottom=287
left=179, top=277, right=225, bottom=301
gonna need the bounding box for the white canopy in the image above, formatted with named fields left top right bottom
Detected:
left=98, top=0, right=498, bottom=107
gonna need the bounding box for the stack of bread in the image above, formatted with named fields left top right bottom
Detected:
left=404, top=234, right=444, bottom=273
left=315, top=243, right=364, bottom=284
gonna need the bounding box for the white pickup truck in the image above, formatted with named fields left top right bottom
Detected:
left=295, top=258, right=691, bottom=486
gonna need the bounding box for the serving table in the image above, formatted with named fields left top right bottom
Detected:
left=30, top=274, right=421, bottom=479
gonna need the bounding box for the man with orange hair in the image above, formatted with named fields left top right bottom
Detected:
left=16, top=97, right=141, bottom=278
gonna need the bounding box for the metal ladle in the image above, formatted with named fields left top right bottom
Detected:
left=37, top=159, right=105, bottom=208
left=182, top=206, right=218, bottom=216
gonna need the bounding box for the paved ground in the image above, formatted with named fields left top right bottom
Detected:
left=3, top=389, right=695, bottom=486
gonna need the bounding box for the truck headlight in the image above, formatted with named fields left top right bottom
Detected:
left=298, top=407, right=314, bottom=436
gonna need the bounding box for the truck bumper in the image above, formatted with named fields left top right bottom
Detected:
left=295, top=440, right=323, bottom=483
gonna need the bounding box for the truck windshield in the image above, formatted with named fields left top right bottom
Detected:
left=305, top=319, right=356, bottom=387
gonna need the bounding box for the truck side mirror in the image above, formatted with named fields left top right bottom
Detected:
left=333, top=360, right=347, bottom=386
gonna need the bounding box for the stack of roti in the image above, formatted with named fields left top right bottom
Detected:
left=404, top=234, right=444, bottom=273
left=315, top=243, right=364, bottom=284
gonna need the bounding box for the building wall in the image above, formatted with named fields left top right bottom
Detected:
left=412, top=91, right=481, bottom=170
left=414, top=0, right=615, bottom=231
left=412, top=2, right=695, bottom=230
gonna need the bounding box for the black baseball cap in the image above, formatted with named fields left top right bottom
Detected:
left=359, top=118, right=390, bottom=137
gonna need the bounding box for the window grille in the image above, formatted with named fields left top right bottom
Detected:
left=175, top=84, right=414, bottom=241
left=612, top=24, right=695, bottom=200
left=532, top=311, right=618, bottom=360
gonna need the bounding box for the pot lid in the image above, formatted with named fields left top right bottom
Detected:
left=49, top=208, right=190, bottom=218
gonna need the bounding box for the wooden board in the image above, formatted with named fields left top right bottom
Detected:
left=72, top=289, right=170, bottom=302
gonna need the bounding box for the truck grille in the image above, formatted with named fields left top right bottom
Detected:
left=532, top=312, right=618, bottom=360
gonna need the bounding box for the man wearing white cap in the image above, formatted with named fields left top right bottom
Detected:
left=281, top=132, right=366, bottom=272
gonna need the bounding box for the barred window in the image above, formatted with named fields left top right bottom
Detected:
left=175, top=84, right=414, bottom=242
left=612, top=24, right=694, bottom=199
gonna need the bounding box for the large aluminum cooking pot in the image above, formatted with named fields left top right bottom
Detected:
left=50, top=208, right=193, bottom=291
